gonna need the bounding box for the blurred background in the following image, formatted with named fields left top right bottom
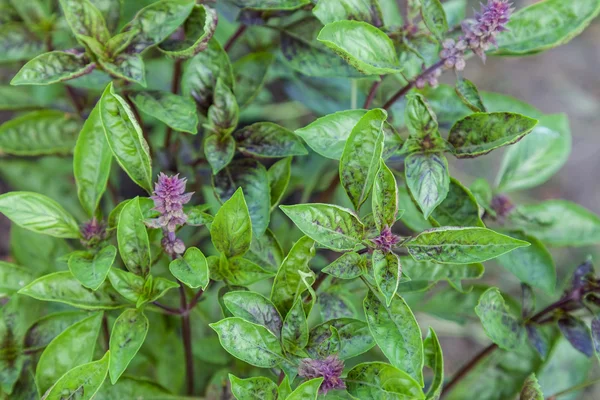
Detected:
left=1, top=0, right=599, bottom=398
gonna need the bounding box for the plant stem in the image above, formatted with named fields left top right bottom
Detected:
left=178, top=281, right=194, bottom=395
left=441, top=343, right=497, bottom=396
left=102, top=314, right=110, bottom=351
left=548, top=376, right=600, bottom=399
left=224, top=25, right=247, bottom=52
left=382, top=60, right=445, bottom=111
left=152, top=301, right=181, bottom=315
left=363, top=78, right=383, bottom=109
left=187, top=288, right=205, bottom=311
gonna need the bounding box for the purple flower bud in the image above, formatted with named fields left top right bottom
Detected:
left=298, top=356, right=346, bottom=394
left=462, top=0, right=513, bottom=61
left=80, top=218, right=107, bottom=247
left=372, top=227, right=401, bottom=253
left=161, top=231, right=186, bottom=257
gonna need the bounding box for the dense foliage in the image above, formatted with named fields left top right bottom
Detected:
left=1, top=0, right=600, bottom=399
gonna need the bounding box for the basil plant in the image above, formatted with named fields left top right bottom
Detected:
left=1, top=0, right=600, bottom=399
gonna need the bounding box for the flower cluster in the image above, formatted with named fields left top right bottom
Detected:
left=440, top=0, right=513, bottom=70
left=415, top=66, right=442, bottom=89
left=147, top=173, right=193, bottom=257
left=372, top=227, right=401, bottom=253
left=298, top=356, right=346, bottom=394
left=80, top=218, right=107, bottom=248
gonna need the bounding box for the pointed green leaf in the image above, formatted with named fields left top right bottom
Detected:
left=455, top=78, right=486, bottom=112
left=280, top=204, right=364, bottom=251
left=0, top=23, right=44, bottom=63
left=496, top=114, right=571, bottom=193
left=204, top=134, right=235, bottom=174
left=109, top=309, right=149, bottom=384
left=373, top=160, right=398, bottom=231
left=99, top=83, right=152, bottom=192
left=19, top=271, right=123, bottom=309
left=0, top=110, right=81, bottom=156
left=169, top=247, right=209, bottom=289
left=131, top=91, right=198, bottom=134
left=68, top=245, right=117, bottom=290
left=340, top=108, right=386, bottom=210
left=400, top=256, right=484, bottom=286
left=117, top=197, right=151, bottom=276
left=286, top=378, right=323, bottom=400
left=429, top=177, right=484, bottom=228
left=35, top=313, right=102, bottom=396
left=234, top=122, right=307, bottom=158
left=218, top=256, right=274, bottom=286
left=421, top=0, right=448, bottom=40
left=346, top=362, right=425, bottom=399
left=210, top=188, right=252, bottom=258
left=323, top=252, right=364, bottom=279
left=205, top=78, right=239, bottom=136
left=405, top=227, right=530, bottom=264
left=74, top=104, right=112, bottom=216
left=282, top=296, right=309, bottom=354
left=229, top=375, right=278, bottom=400
left=59, top=0, right=110, bottom=43
left=223, top=291, right=283, bottom=337
left=448, top=112, right=538, bottom=158
left=313, top=0, right=384, bottom=26
left=11, top=52, right=94, bottom=85
left=230, top=0, right=309, bottom=10
left=306, top=318, right=375, bottom=360
left=0, top=261, right=34, bottom=297
left=318, top=21, right=401, bottom=74
left=233, top=52, right=274, bottom=108
left=43, top=351, right=110, bottom=400
left=0, top=192, right=79, bottom=238
left=210, top=317, right=284, bottom=368
left=246, top=229, right=284, bottom=273
left=268, top=157, right=292, bottom=211
left=520, top=374, right=544, bottom=400
left=372, top=250, right=401, bottom=306
left=424, top=328, right=444, bottom=400
left=405, top=152, right=450, bottom=218
left=475, top=288, right=525, bottom=350
left=364, top=291, right=424, bottom=385
left=158, top=4, right=218, bottom=58
left=98, top=53, right=146, bottom=86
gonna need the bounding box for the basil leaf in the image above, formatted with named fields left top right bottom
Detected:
left=372, top=160, right=398, bottom=231
left=158, top=4, right=218, bottom=58
left=0, top=23, right=44, bottom=63
left=210, top=188, right=252, bottom=258
left=475, top=287, right=525, bottom=350
left=424, top=328, right=444, bottom=400
left=109, top=309, right=149, bottom=384
left=98, top=53, right=146, bottom=86
left=68, top=245, right=117, bottom=290
left=59, top=0, right=110, bottom=44
left=204, top=134, right=235, bottom=174
left=43, top=351, right=110, bottom=400
left=233, top=52, right=274, bottom=108
left=346, top=362, right=425, bottom=399
left=323, top=252, right=365, bottom=280
left=130, top=91, right=198, bottom=134
left=372, top=250, right=401, bottom=306
left=313, top=0, right=384, bottom=26
left=455, top=77, right=486, bottom=112
left=11, top=52, right=94, bottom=85
left=169, top=247, right=209, bottom=289
left=268, top=157, right=292, bottom=211
left=234, top=122, right=307, bottom=158
left=229, top=375, right=278, bottom=400
left=404, top=152, right=450, bottom=219
left=117, top=197, right=151, bottom=277
left=223, top=291, right=283, bottom=337
left=421, top=0, right=448, bottom=41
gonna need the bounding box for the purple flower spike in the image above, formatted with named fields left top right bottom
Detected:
left=372, top=227, right=401, bottom=253
left=148, top=173, right=193, bottom=257
left=298, top=356, right=346, bottom=394
left=462, top=0, right=513, bottom=61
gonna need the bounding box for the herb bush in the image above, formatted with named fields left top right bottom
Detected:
left=1, top=0, right=600, bottom=399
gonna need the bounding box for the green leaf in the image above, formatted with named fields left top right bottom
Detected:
left=210, top=317, right=284, bottom=368
left=442, top=0, right=466, bottom=27
left=372, top=160, right=398, bottom=231
left=210, top=187, right=252, bottom=258
left=234, top=122, right=307, bottom=158
left=43, top=351, right=110, bottom=400
left=229, top=375, right=278, bottom=400
left=107, top=268, right=177, bottom=307
left=205, top=78, right=239, bottom=136
left=118, top=197, right=151, bottom=276
left=204, top=134, right=235, bottom=174
left=306, top=318, right=375, bottom=360
left=400, top=256, right=484, bottom=287
left=0, top=23, right=44, bottom=63
left=233, top=52, right=274, bottom=108
left=346, top=362, right=425, bottom=399
left=271, top=236, right=315, bottom=316
left=318, top=21, right=401, bottom=74
left=475, top=288, right=525, bottom=350
left=319, top=291, right=355, bottom=321
left=158, top=4, right=218, bottom=58
left=91, top=0, right=120, bottom=32
left=496, top=0, right=600, bottom=55
left=286, top=378, right=323, bottom=400
left=404, top=152, right=450, bottom=218
left=169, top=247, right=209, bottom=289
left=421, top=0, right=448, bottom=40
left=59, top=0, right=110, bottom=44
left=339, top=108, right=386, bottom=210
left=118, top=0, right=195, bottom=54
left=280, top=204, right=364, bottom=251
left=429, top=177, right=484, bottom=228
left=0, top=192, right=80, bottom=238
left=496, top=231, right=555, bottom=294
left=296, top=109, right=403, bottom=160
left=19, top=271, right=123, bottom=309
left=74, top=104, right=112, bottom=217
left=109, top=309, right=149, bottom=384
left=35, top=313, right=102, bottom=396
left=213, top=159, right=270, bottom=235
left=520, top=374, right=544, bottom=400
left=223, top=291, right=282, bottom=337
left=282, top=296, right=309, bottom=354
left=0, top=262, right=34, bottom=297
left=364, top=291, right=424, bottom=385
left=131, top=91, right=198, bottom=134
left=508, top=200, right=600, bottom=247
left=218, top=256, right=274, bottom=286
left=182, top=37, right=234, bottom=111
left=24, top=312, right=84, bottom=352
left=95, top=376, right=174, bottom=399
left=455, top=78, right=486, bottom=112
left=404, top=93, right=440, bottom=142
left=0, top=109, right=81, bottom=156
left=246, top=229, right=284, bottom=273
left=68, top=245, right=117, bottom=290
left=268, top=157, right=292, bottom=211
left=448, top=112, right=538, bottom=158
left=372, top=250, right=401, bottom=306
left=424, top=328, right=443, bottom=400
left=496, top=114, right=571, bottom=193
left=405, top=227, right=530, bottom=264
left=98, top=53, right=146, bottom=86
left=99, top=82, right=153, bottom=192
left=323, top=252, right=364, bottom=279
left=11, top=52, right=94, bottom=85
left=313, top=0, right=384, bottom=26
